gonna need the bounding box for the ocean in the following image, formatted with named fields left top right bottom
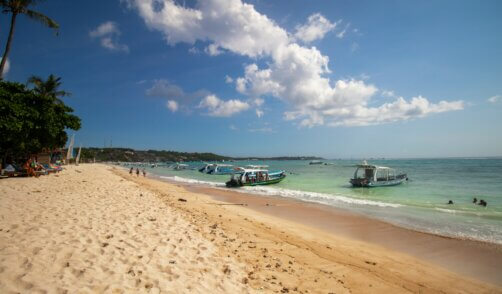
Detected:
left=132, top=158, right=502, bottom=244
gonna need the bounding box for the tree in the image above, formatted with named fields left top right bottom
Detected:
left=0, top=80, right=80, bottom=165
left=0, top=0, right=59, bottom=79
left=28, top=74, right=70, bottom=101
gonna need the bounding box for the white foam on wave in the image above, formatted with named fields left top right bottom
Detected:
left=240, top=185, right=402, bottom=208
left=159, top=175, right=225, bottom=187
left=159, top=175, right=401, bottom=208
left=435, top=208, right=457, bottom=214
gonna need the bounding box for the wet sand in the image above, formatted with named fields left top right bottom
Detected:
left=187, top=185, right=502, bottom=286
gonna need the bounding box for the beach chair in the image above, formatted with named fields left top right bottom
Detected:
left=4, top=164, right=28, bottom=177
left=42, top=164, right=57, bottom=174
left=50, top=163, right=63, bottom=172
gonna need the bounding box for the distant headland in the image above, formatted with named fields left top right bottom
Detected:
left=78, top=147, right=323, bottom=163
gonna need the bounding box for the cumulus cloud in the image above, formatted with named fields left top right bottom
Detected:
left=294, top=13, right=337, bottom=43
left=487, top=95, right=500, bottom=103
left=199, top=94, right=250, bottom=117
left=126, top=0, right=463, bottom=127
left=124, top=0, right=289, bottom=58
left=90, top=21, right=129, bottom=52
left=255, top=109, right=264, bottom=118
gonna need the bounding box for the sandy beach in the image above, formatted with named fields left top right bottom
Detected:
left=1, top=164, right=501, bottom=293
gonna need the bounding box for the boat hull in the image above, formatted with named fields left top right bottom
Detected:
left=226, top=174, right=286, bottom=187
left=242, top=175, right=286, bottom=186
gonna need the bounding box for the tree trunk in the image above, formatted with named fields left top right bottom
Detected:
left=0, top=12, right=18, bottom=80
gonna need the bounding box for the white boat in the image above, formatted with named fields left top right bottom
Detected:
left=226, top=168, right=286, bottom=187
left=350, top=161, right=407, bottom=187
left=173, top=163, right=189, bottom=170
left=199, top=163, right=237, bottom=175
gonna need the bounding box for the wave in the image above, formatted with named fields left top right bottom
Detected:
left=155, top=173, right=502, bottom=244
left=159, top=174, right=402, bottom=208
left=159, top=175, right=225, bottom=187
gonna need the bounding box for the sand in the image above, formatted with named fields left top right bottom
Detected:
left=0, top=164, right=500, bottom=293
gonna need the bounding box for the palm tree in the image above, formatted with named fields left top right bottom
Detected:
left=28, top=74, right=70, bottom=101
left=0, top=0, right=59, bottom=79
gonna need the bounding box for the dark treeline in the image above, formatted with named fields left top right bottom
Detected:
left=77, top=148, right=323, bottom=163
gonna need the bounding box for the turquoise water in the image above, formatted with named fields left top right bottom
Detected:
left=132, top=158, right=502, bottom=244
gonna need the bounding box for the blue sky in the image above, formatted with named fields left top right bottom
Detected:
left=3, top=0, right=502, bottom=158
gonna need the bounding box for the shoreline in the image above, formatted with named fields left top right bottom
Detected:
left=148, top=172, right=502, bottom=286
left=2, top=164, right=500, bottom=293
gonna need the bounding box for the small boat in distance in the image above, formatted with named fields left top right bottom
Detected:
left=172, top=163, right=189, bottom=170
left=226, top=168, right=286, bottom=187
left=350, top=161, right=407, bottom=187
left=309, top=160, right=323, bottom=165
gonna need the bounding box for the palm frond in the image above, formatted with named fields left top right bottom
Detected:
left=24, top=8, right=58, bottom=29
left=27, top=75, right=43, bottom=87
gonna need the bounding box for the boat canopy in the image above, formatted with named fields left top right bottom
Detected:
left=234, top=168, right=268, bottom=174
left=353, top=163, right=397, bottom=182
left=245, top=165, right=269, bottom=169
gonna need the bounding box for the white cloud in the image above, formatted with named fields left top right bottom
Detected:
left=166, top=100, right=179, bottom=112
left=1, top=57, right=9, bottom=74
left=199, top=94, right=250, bottom=117
left=205, top=43, right=223, bottom=56
left=255, top=109, right=264, bottom=118
left=225, top=75, right=233, bottom=83
left=127, top=0, right=464, bottom=127
left=294, top=13, right=337, bottom=43
left=89, top=21, right=119, bottom=37
left=336, top=23, right=350, bottom=38
left=229, top=124, right=238, bottom=131
left=90, top=21, right=129, bottom=52
left=124, top=0, right=289, bottom=58
left=188, top=47, right=200, bottom=54
left=252, top=97, right=264, bottom=106
left=487, top=95, right=500, bottom=103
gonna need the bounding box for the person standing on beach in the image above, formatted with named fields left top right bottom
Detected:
left=142, top=169, right=146, bottom=177
left=136, top=168, right=140, bottom=177
left=129, top=167, right=133, bottom=175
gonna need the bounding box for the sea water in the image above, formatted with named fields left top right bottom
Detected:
left=136, top=158, right=502, bottom=244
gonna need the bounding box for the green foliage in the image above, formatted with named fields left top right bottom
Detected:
left=75, top=147, right=323, bottom=163
left=78, top=148, right=231, bottom=163
left=0, top=80, right=81, bottom=161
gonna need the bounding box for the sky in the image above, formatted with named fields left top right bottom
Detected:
left=2, top=0, right=502, bottom=158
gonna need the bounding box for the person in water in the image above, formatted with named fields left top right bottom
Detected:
left=447, top=200, right=454, bottom=205
left=473, top=197, right=478, bottom=204
left=478, top=199, right=487, bottom=207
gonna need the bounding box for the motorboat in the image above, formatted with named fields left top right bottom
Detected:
left=350, top=161, right=407, bottom=187
left=226, top=168, right=286, bottom=187
left=173, top=163, right=189, bottom=170
left=199, top=163, right=237, bottom=175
